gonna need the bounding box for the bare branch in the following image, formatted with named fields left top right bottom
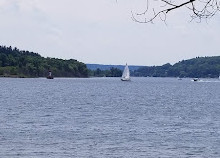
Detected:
left=131, top=0, right=220, bottom=23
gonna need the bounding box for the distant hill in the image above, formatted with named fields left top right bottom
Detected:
left=1, top=45, right=219, bottom=78
left=0, top=45, right=88, bottom=78
left=86, top=64, right=144, bottom=71
left=133, top=56, right=220, bottom=78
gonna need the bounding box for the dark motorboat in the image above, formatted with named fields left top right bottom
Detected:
left=193, top=78, right=199, bottom=81
left=47, top=76, right=54, bottom=79
left=47, top=70, right=54, bottom=79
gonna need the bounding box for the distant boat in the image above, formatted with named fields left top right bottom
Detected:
left=47, top=76, right=54, bottom=79
left=121, top=63, right=130, bottom=81
left=193, top=78, right=199, bottom=81
left=177, top=77, right=182, bottom=80
left=47, top=70, right=54, bottom=79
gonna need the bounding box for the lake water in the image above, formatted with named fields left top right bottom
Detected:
left=0, top=77, right=220, bottom=158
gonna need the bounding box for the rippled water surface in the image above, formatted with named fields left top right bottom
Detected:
left=0, top=77, right=220, bottom=157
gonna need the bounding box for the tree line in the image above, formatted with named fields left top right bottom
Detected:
left=89, top=67, right=122, bottom=77
left=1, top=45, right=219, bottom=78
left=132, top=56, right=220, bottom=78
left=0, top=45, right=88, bottom=78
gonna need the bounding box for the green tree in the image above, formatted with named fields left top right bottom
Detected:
left=0, top=45, right=89, bottom=78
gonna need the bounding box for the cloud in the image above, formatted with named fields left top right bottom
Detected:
left=0, top=0, right=65, bottom=58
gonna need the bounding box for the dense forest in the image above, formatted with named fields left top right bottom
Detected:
left=133, top=56, right=220, bottom=78
left=1, top=45, right=220, bottom=78
left=0, top=45, right=88, bottom=78
left=88, top=67, right=122, bottom=77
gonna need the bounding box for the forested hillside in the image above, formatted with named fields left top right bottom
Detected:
left=1, top=45, right=219, bottom=78
left=133, top=57, right=220, bottom=78
left=0, top=46, right=88, bottom=78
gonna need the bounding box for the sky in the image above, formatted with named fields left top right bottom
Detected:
left=0, top=0, right=220, bottom=66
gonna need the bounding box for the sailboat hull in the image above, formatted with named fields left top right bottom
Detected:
left=121, top=78, right=130, bottom=81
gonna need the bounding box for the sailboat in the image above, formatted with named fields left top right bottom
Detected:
left=121, top=63, right=130, bottom=81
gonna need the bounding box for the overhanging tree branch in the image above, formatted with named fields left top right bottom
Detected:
left=131, top=0, right=220, bottom=23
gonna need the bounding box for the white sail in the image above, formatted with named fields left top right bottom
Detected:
left=121, top=63, right=130, bottom=81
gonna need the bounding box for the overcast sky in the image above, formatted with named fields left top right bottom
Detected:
left=0, top=0, right=220, bottom=66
